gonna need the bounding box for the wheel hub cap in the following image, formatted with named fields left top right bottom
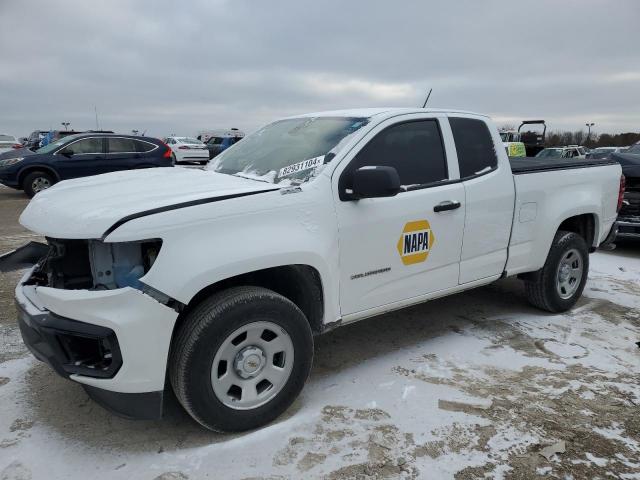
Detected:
left=234, top=346, right=266, bottom=379
left=556, top=248, right=583, bottom=299
left=210, top=320, right=295, bottom=410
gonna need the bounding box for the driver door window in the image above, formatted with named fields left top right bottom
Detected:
left=341, top=120, right=448, bottom=194
left=61, top=138, right=103, bottom=155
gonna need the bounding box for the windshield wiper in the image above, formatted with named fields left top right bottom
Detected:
left=231, top=172, right=272, bottom=184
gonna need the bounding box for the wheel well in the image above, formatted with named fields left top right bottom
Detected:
left=18, top=166, right=59, bottom=188
left=175, top=265, right=325, bottom=336
left=558, top=214, right=596, bottom=249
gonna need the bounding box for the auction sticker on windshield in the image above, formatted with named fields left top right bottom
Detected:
left=278, top=156, right=324, bottom=178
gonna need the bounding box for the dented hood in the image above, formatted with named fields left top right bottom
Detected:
left=20, top=167, right=279, bottom=239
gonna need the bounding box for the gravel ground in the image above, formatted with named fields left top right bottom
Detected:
left=0, top=185, right=639, bottom=479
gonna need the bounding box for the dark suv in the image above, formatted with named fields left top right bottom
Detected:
left=0, top=133, right=173, bottom=197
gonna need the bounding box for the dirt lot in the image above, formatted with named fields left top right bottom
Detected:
left=0, top=185, right=639, bottom=479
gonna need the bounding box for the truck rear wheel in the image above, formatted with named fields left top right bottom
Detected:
left=169, top=286, right=313, bottom=432
left=524, top=230, right=589, bottom=313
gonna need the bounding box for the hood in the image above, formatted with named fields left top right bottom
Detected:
left=20, top=167, right=280, bottom=239
left=0, top=147, right=35, bottom=160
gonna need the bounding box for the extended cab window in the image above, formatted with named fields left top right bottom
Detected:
left=108, top=138, right=138, bottom=153
left=345, top=120, right=448, bottom=189
left=450, top=118, right=498, bottom=178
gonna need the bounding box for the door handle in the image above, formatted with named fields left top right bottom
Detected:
left=434, top=200, right=461, bottom=212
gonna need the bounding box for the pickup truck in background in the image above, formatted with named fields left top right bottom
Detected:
left=5, top=108, right=623, bottom=432
left=611, top=142, right=640, bottom=240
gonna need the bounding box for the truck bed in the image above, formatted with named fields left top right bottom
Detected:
left=509, top=156, right=617, bottom=174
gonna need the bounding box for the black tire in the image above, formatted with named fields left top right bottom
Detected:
left=23, top=171, right=56, bottom=198
left=170, top=286, right=313, bottom=432
left=524, top=230, right=589, bottom=313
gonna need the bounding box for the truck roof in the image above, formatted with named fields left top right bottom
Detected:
left=286, top=107, right=487, bottom=120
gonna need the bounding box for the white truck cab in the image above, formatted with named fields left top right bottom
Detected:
left=9, top=108, right=622, bottom=431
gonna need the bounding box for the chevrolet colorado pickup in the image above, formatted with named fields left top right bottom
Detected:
left=5, top=108, right=623, bottom=432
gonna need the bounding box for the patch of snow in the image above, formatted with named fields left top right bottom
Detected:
left=401, top=385, right=415, bottom=400
left=585, top=452, right=608, bottom=467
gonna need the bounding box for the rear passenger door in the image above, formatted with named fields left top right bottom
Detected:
left=106, top=137, right=144, bottom=172
left=333, top=115, right=466, bottom=317
left=449, top=116, right=515, bottom=284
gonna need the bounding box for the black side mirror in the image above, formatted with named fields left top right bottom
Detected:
left=351, top=166, right=401, bottom=199
left=60, top=148, right=74, bottom=157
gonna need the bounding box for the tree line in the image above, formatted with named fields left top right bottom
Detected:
left=500, top=124, right=639, bottom=148
left=545, top=130, right=640, bottom=148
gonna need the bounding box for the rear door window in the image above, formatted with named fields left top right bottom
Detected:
left=449, top=118, right=498, bottom=178
left=135, top=140, right=156, bottom=153
left=108, top=138, right=138, bottom=154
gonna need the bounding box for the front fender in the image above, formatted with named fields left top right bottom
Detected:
left=105, top=181, right=341, bottom=325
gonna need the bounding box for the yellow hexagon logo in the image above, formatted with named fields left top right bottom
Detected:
left=396, top=220, right=436, bottom=265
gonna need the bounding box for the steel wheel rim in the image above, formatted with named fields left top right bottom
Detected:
left=211, top=320, right=294, bottom=410
left=556, top=248, right=583, bottom=299
left=32, top=177, right=51, bottom=193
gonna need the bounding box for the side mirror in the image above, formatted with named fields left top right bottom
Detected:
left=60, top=148, right=74, bottom=157
left=351, top=166, right=401, bottom=199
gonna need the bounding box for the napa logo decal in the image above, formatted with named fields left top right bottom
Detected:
left=397, top=220, right=435, bottom=265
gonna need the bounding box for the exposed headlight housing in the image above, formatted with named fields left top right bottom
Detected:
left=28, top=238, right=162, bottom=291
left=0, top=157, right=24, bottom=167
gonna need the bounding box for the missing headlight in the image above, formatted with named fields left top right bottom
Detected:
left=33, top=238, right=162, bottom=290
left=89, top=239, right=162, bottom=290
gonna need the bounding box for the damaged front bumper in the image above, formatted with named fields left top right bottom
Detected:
left=15, top=267, right=178, bottom=420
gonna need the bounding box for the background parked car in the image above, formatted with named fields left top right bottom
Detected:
left=0, top=134, right=22, bottom=154
left=39, top=129, right=114, bottom=148
left=164, top=136, right=209, bottom=165
left=207, top=136, right=242, bottom=159
left=586, top=146, right=628, bottom=159
left=610, top=144, right=640, bottom=241
left=535, top=146, right=586, bottom=159
left=196, top=127, right=244, bottom=144
left=24, top=130, right=49, bottom=150
left=0, top=133, right=173, bottom=197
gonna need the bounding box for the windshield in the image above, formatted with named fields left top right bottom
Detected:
left=208, top=116, right=370, bottom=185
left=35, top=134, right=81, bottom=154
left=536, top=148, right=562, bottom=158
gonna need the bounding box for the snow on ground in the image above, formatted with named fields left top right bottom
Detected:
left=0, top=202, right=638, bottom=478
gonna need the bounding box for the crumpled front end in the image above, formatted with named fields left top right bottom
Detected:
left=13, top=238, right=179, bottom=419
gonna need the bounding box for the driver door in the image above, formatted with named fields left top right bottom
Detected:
left=332, top=114, right=466, bottom=318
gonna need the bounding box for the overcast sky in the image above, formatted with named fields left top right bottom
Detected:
left=1, top=0, right=639, bottom=138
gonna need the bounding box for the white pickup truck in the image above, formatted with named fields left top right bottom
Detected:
left=7, top=108, right=623, bottom=432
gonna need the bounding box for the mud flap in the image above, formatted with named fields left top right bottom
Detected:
left=0, top=241, right=49, bottom=272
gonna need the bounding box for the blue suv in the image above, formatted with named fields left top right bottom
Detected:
left=0, top=133, right=173, bottom=197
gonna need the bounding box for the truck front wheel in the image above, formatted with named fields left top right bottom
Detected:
left=524, top=230, right=589, bottom=313
left=169, top=286, right=313, bottom=432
